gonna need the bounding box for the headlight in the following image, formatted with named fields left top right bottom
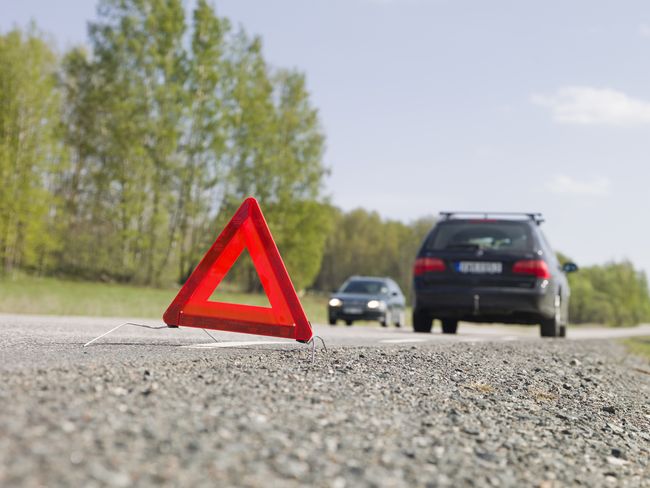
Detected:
left=367, top=300, right=385, bottom=310
left=329, top=298, right=342, bottom=307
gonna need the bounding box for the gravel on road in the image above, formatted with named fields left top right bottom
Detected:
left=0, top=339, right=648, bottom=487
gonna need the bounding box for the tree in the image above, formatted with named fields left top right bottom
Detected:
left=313, top=208, right=435, bottom=299
left=0, top=28, right=62, bottom=274
left=217, top=35, right=330, bottom=291
left=62, top=0, right=189, bottom=285
left=175, top=0, right=231, bottom=282
left=562, top=258, right=650, bottom=326
left=57, top=1, right=330, bottom=289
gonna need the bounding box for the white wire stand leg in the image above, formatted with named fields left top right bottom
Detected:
left=82, top=322, right=220, bottom=347
left=304, top=335, right=328, bottom=362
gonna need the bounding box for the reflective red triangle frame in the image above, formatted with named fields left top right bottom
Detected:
left=163, top=197, right=313, bottom=342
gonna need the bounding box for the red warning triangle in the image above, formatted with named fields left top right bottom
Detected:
left=163, top=197, right=313, bottom=342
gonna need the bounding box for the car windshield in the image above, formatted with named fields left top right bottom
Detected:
left=427, top=221, right=534, bottom=252
left=341, top=280, right=388, bottom=294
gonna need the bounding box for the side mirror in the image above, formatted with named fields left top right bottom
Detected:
left=562, top=262, right=578, bottom=273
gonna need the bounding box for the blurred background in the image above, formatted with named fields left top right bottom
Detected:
left=1, top=0, right=649, bottom=326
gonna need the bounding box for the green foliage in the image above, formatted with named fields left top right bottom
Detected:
left=214, top=39, right=329, bottom=291
left=566, top=260, right=650, bottom=327
left=3, top=3, right=330, bottom=292
left=0, top=28, right=62, bottom=274
left=267, top=200, right=334, bottom=291
left=313, top=208, right=435, bottom=299
left=54, top=0, right=328, bottom=288
left=59, top=0, right=190, bottom=285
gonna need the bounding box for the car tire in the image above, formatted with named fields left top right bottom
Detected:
left=540, top=318, right=560, bottom=337
left=413, top=309, right=432, bottom=333
left=540, top=294, right=563, bottom=338
left=559, top=297, right=569, bottom=337
left=345, top=320, right=353, bottom=326
left=328, top=317, right=337, bottom=326
left=441, top=319, right=458, bottom=334
left=394, top=310, right=405, bottom=328
left=380, top=311, right=390, bottom=327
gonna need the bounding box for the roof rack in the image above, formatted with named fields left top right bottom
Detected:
left=439, top=211, right=545, bottom=225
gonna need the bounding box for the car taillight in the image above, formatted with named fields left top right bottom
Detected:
left=414, top=257, right=446, bottom=276
left=512, top=259, right=550, bottom=279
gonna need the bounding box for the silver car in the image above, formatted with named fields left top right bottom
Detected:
left=328, top=276, right=406, bottom=327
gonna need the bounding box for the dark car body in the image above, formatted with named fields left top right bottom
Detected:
left=412, top=212, right=578, bottom=337
left=328, top=276, right=406, bottom=327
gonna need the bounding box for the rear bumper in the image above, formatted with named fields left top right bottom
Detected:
left=414, top=285, right=554, bottom=324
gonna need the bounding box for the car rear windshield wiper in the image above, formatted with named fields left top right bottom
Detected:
left=444, top=243, right=481, bottom=251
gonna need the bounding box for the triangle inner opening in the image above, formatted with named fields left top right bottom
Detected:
left=207, top=247, right=272, bottom=308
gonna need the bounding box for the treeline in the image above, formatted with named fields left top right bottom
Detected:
left=1, top=0, right=330, bottom=289
left=566, top=260, right=650, bottom=327
left=314, top=209, right=435, bottom=296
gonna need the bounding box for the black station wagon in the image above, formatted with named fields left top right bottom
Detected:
left=412, top=212, right=578, bottom=337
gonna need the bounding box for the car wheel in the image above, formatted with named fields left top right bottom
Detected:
left=345, top=320, right=353, bottom=326
left=413, top=309, right=432, bottom=333
left=540, top=294, right=562, bottom=338
left=380, top=310, right=390, bottom=327
left=441, top=319, right=458, bottom=334
left=559, top=296, right=569, bottom=337
left=394, top=310, right=405, bottom=328
left=328, top=317, right=337, bottom=326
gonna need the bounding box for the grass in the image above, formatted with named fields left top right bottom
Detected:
left=0, top=275, right=329, bottom=323
left=622, top=336, right=650, bottom=362
left=5, top=275, right=646, bottom=332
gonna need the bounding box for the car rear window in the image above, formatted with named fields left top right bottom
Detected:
left=426, top=221, right=534, bottom=252
left=341, top=280, right=388, bottom=294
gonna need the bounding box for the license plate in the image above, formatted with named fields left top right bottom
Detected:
left=457, top=261, right=502, bottom=274
left=344, top=307, right=363, bottom=314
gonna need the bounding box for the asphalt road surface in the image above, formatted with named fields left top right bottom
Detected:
left=1, top=313, right=649, bottom=487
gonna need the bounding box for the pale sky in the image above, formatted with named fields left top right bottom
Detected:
left=2, top=0, right=649, bottom=275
